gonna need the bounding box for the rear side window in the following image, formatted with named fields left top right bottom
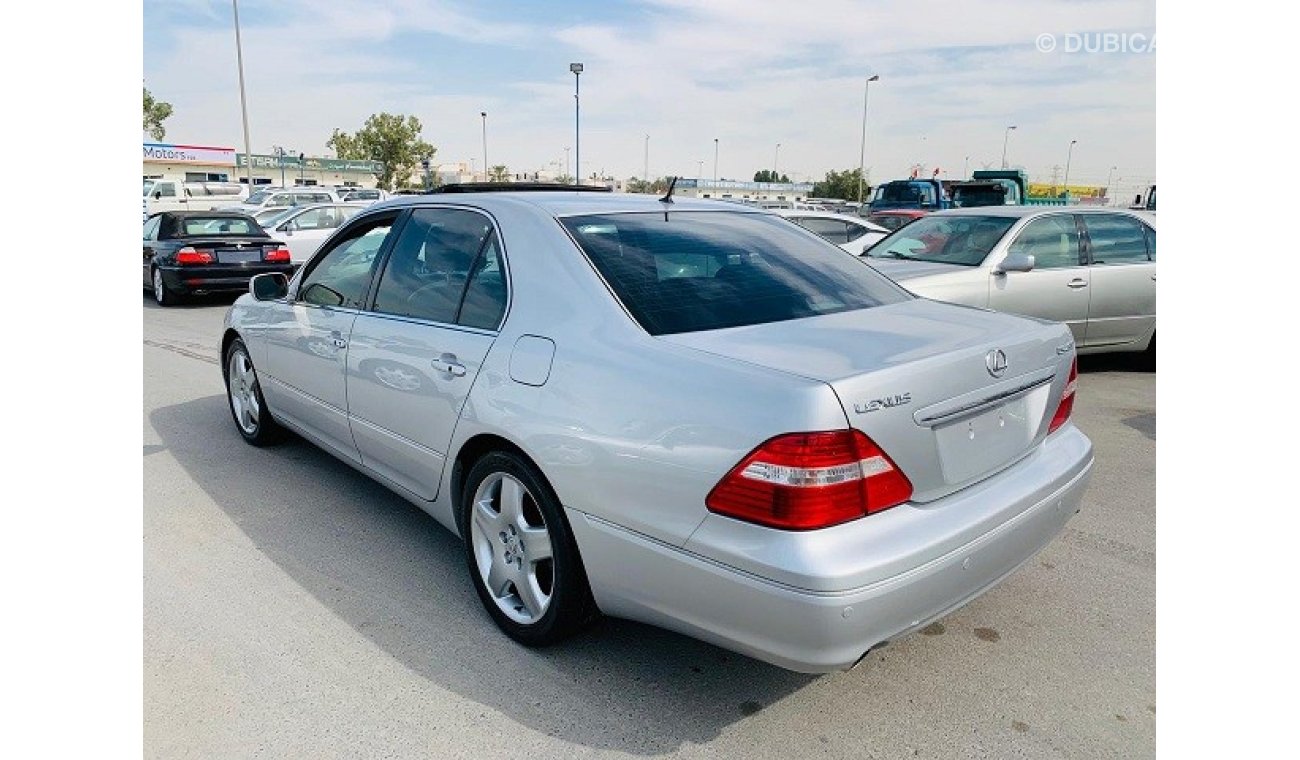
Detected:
left=1083, top=214, right=1151, bottom=264
left=561, top=212, right=907, bottom=335
left=794, top=217, right=851, bottom=244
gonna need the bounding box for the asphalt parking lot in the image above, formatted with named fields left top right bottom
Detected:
left=144, top=294, right=1155, bottom=759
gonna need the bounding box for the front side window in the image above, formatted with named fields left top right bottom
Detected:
left=866, top=215, right=1017, bottom=266
left=154, top=182, right=176, bottom=198
left=142, top=216, right=161, bottom=241
left=372, top=208, right=494, bottom=324
left=1082, top=214, right=1151, bottom=265
left=291, top=207, right=339, bottom=230
left=298, top=217, right=395, bottom=309
left=562, top=212, right=907, bottom=336
left=1007, top=215, right=1082, bottom=269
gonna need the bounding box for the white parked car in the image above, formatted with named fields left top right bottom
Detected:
left=144, top=179, right=247, bottom=214
left=776, top=210, right=890, bottom=254
left=219, top=187, right=341, bottom=215
left=259, top=203, right=369, bottom=265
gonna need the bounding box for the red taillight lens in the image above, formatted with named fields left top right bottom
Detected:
left=1048, top=357, right=1078, bottom=434
left=264, top=248, right=291, bottom=263
left=175, top=246, right=213, bottom=265
left=705, top=430, right=913, bottom=530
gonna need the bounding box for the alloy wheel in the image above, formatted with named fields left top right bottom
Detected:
left=469, top=472, right=555, bottom=624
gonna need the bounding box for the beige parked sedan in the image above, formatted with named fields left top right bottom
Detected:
left=864, top=206, right=1156, bottom=365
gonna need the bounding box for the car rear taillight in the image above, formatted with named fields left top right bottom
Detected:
left=1048, top=357, right=1078, bottom=434
left=705, top=430, right=913, bottom=530
left=264, top=248, right=291, bottom=263
left=175, top=246, right=213, bottom=265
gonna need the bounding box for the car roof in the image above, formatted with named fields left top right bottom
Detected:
left=369, top=191, right=759, bottom=217
left=930, top=205, right=1151, bottom=219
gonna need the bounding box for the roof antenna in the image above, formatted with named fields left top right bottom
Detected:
left=659, top=175, right=678, bottom=204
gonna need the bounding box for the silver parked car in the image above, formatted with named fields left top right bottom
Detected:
left=865, top=207, right=1156, bottom=364
left=221, top=192, right=1093, bottom=673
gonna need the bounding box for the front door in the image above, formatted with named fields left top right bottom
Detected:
left=346, top=207, right=508, bottom=500
left=987, top=213, right=1090, bottom=345
left=259, top=213, right=399, bottom=462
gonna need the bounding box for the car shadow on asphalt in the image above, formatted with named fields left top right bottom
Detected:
left=1078, top=352, right=1154, bottom=374
left=149, top=394, right=816, bottom=754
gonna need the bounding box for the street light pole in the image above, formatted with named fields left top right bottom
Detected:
left=697, top=160, right=704, bottom=180
left=713, top=138, right=719, bottom=188
left=774, top=142, right=781, bottom=179
left=232, top=0, right=254, bottom=189
left=1106, top=164, right=1117, bottom=205
left=644, top=134, right=650, bottom=192
left=858, top=75, right=879, bottom=203
left=480, top=112, right=488, bottom=181
left=963, top=155, right=970, bottom=177
left=1001, top=125, right=1017, bottom=169
left=570, top=63, right=583, bottom=184
left=1063, top=139, right=1078, bottom=200
left=273, top=146, right=285, bottom=187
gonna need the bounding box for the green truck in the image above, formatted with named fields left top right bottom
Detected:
left=950, top=170, right=1068, bottom=207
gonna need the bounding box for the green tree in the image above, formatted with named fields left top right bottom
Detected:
left=488, top=165, right=510, bottom=182
left=811, top=168, right=868, bottom=201
left=327, top=113, right=435, bottom=191
left=143, top=87, right=173, bottom=141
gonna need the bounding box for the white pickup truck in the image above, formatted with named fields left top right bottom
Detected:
left=144, top=179, right=247, bottom=215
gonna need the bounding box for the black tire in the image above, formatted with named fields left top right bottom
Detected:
left=460, top=450, right=598, bottom=646
left=152, top=266, right=181, bottom=307
left=1137, top=332, right=1155, bottom=372
left=222, top=337, right=284, bottom=446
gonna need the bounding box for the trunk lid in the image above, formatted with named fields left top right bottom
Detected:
left=659, top=299, right=1072, bottom=502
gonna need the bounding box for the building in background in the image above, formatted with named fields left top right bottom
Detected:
left=144, top=142, right=382, bottom=188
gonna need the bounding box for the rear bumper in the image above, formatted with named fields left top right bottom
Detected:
left=567, top=425, right=1093, bottom=673
left=159, top=265, right=295, bottom=294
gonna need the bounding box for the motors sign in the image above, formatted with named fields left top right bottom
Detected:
left=143, top=143, right=237, bottom=166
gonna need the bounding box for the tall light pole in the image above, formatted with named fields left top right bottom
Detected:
left=273, top=146, right=285, bottom=187
left=1001, top=125, right=1017, bottom=169
left=1106, top=164, right=1117, bottom=205
left=963, top=155, right=970, bottom=177
left=697, top=160, right=704, bottom=180
left=1063, top=139, right=1078, bottom=200
left=774, top=142, right=781, bottom=179
left=232, top=0, right=254, bottom=189
left=713, top=138, right=719, bottom=188
left=570, top=63, right=583, bottom=184
left=643, top=134, right=650, bottom=191
left=480, top=111, right=488, bottom=181
left=858, top=74, right=879, bottom=203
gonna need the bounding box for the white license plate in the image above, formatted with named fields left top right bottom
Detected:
left=217, top=249, right=262, bottom=264
left=933, top=394, right=1038, bottom=484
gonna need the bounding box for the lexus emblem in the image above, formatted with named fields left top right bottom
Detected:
left=985, top=349, right=1008, bottom=378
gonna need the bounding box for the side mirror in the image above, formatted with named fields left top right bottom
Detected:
left=1134, top=193, right=1142, bottom=205
left=279, top=222, right=294, bottom=235
left=153, top=191, right=162, bottom=200
left=250, top=272, right=289, bottom=301
left=994, top=252, right=1035, bottom=274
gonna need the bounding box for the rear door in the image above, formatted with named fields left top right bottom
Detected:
left=259, top=212, right=399, bottom=462
left=987, top=213, right=1090, bottom=344
left=346, top=207, right=507, bottom=500
left=1079, top=213, right=1156, bottom=349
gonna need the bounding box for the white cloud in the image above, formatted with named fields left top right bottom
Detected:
left=144, top=0, right=1154, bottom=190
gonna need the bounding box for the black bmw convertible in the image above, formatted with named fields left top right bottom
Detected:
left=143, top=211, right=294, bottom=306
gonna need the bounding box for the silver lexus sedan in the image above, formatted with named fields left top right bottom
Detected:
left=864, top=207, right=1156, bottom=366
left=221, top=191, right=1093, bottom=673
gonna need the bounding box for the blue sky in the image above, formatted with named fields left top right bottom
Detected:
left=143, top=0, right=1155, bottom=193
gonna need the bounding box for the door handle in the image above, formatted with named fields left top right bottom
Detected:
left=433, top=354, right=467, bottom=377
left=1067, top=278, right=1088, bottom=289
left=330, top=330, right=347, bottom=349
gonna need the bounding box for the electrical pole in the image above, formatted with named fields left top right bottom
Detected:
left=232, top=0, right=254, bottom=189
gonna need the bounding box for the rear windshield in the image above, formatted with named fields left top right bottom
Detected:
left=562, top=212, right=907, bottom=335
left=179, top=217, right=264, bottom=237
